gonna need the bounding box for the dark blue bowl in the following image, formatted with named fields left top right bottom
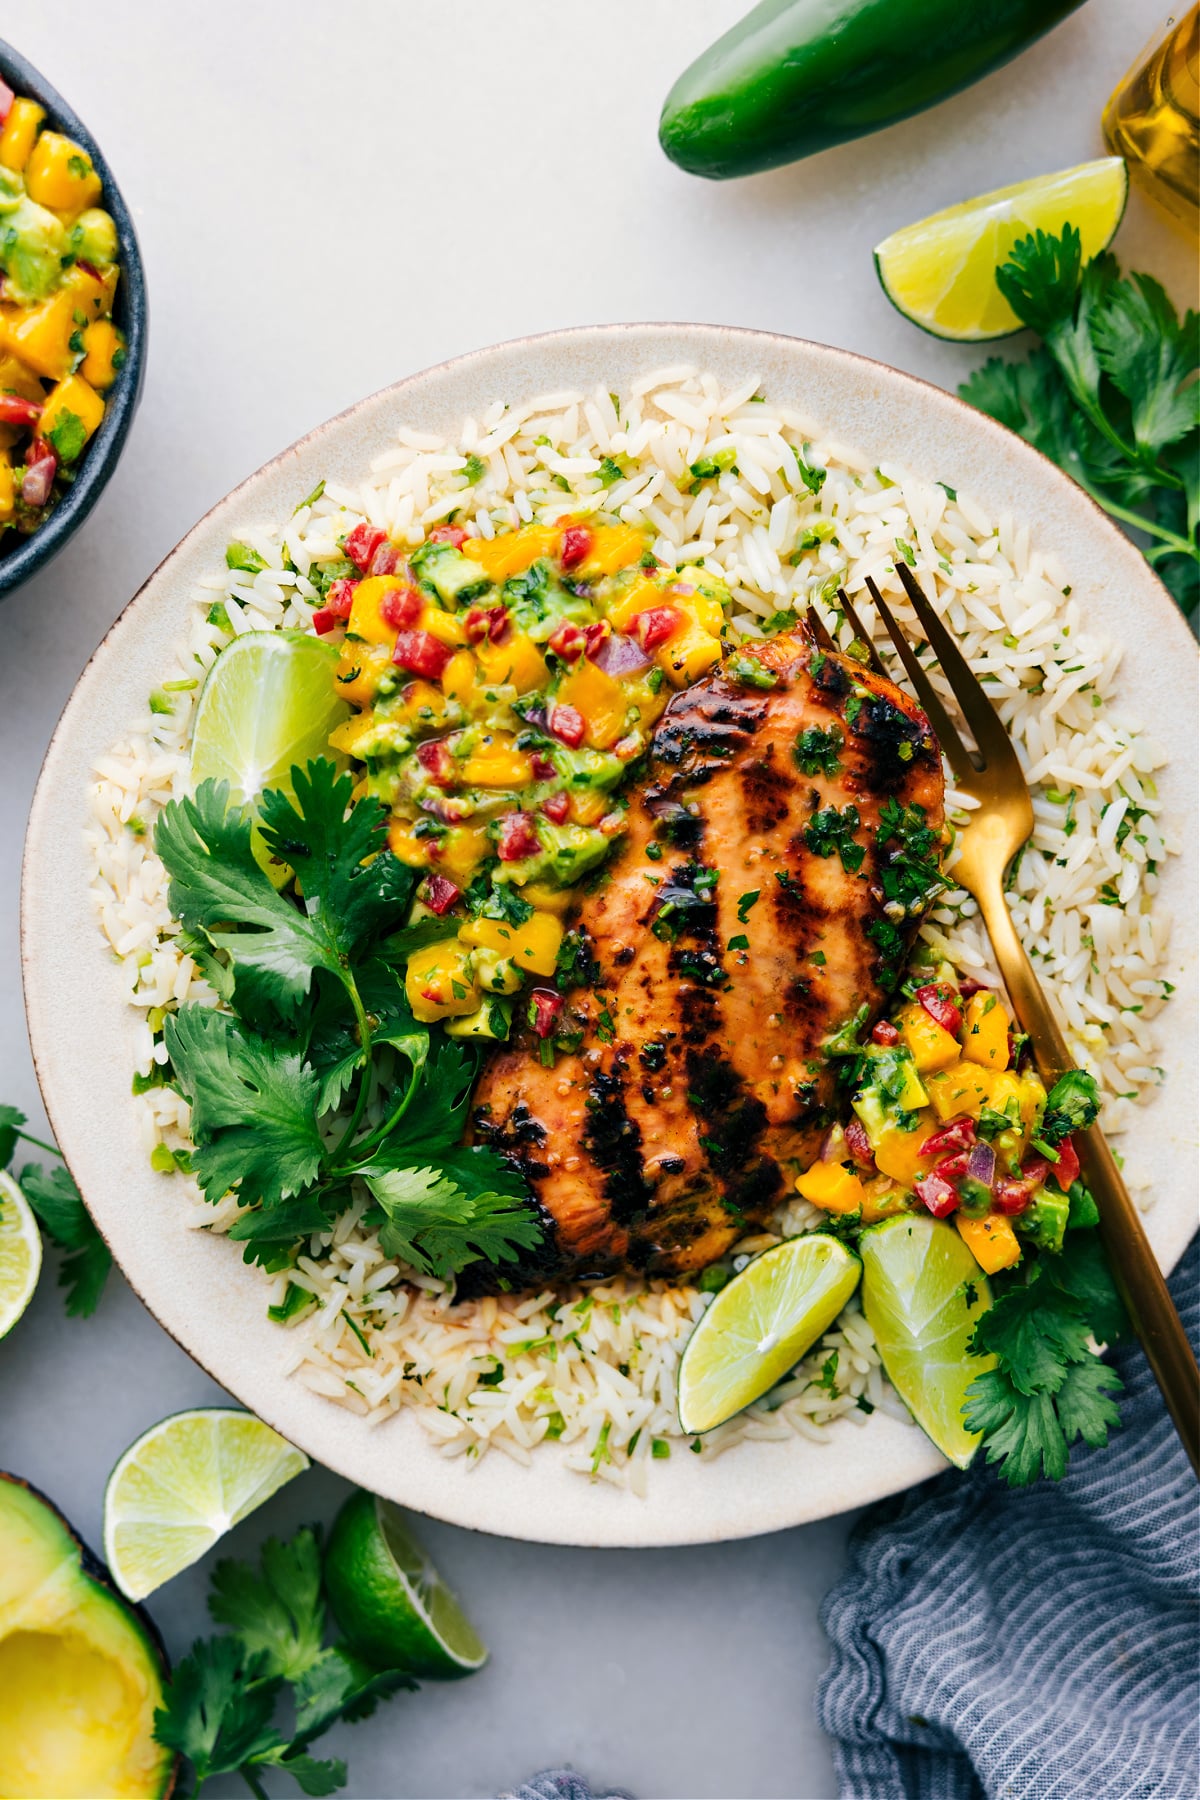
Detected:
left=0, top=40, right=147, bottom=600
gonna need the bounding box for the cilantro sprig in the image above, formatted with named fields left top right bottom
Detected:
left=0, top=1107, right=112, bottom=1316
left=961, top=224, right=1199, bottom=621
left=964, top=1227, right=1127, bottom=1485
left=153, top=761, right=541, bottom=1285
left=154, top=1522, right=415, bottom=1797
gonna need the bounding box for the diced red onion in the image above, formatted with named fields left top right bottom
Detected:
left=22, top=454, right=55, bottom=508
left=590, top=630, right=651, bottom=678
left=966, top=1141, right=996, bottom=1189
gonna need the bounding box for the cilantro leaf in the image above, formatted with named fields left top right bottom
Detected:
left=165, top=1007, right=324, bottom=1207
left=46, top=407, right=88, bottom=464
left=0, top=1102, right=23, bottom=1166
left=209, top=1530, right=325, bottom=1680
left=1053, top=1355, right=1125, bottom=1449
left=968, top=1276, right=1093, bottom=1394
left=963, top=1370, right=1070, bottom=1485
left=154, top=1637, right=286, bottom=1787
left=17, top=1161, right=112, bottom=1316
left=362, top=1162, right=540, bottom=1280
left=291, top=1646, right=414, bottom=1743
left=1039, top=1069, right=1101, bottom=1145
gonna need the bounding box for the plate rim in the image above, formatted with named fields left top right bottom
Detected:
left=21, top=322, right=1198, bottom=1547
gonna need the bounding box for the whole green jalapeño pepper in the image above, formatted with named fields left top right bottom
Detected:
left=659, top=0, right=1087, bottom=180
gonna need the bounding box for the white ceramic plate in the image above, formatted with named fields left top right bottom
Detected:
left=22, top=325, right=1198, bottom=1547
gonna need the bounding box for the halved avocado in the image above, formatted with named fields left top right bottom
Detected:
left=0, top=1472, right=177, bottom=1799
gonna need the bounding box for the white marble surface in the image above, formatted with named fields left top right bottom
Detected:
left=1, top=4, right=1191, bottom=1796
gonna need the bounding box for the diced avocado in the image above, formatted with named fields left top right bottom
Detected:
left=410, top=540, right=491, bottom=606
left=1018, top=1188, right=1070, bottom=1253
left=851, top=1088, right=889, bottom=1145
left=1067, top=1179, right=1100, bottom=1229
left=68, top=207, right=118, bottom=267
left=0, top=193, right=69, bottom=303
left=533, top=821, right=613, bottom=886
left=548, top=744, right=625, bottom=791
left=444, top=996, right=513, bottom=1040
left=503, top=560, right=594, bottom=641
left=862, top=1045, right=929, bottom=1115
left=0, top=1473, right=176, bottom=1799
left=470, top=947, right=523, bottom=995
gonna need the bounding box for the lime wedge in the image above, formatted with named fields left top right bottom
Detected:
left=0, top=1170, right=42, bottom=1341
left=875, top=157, right=1128, bottom=341
left=190, top=630, right=350, bottom=880
left=860, top=1214, right=995, bottom=1468
left=103, top=1408, right=309, bottom=1600
left=324, top=1490, right=488, bottom=1680
left=677, top=1234, right=861, bottom=1434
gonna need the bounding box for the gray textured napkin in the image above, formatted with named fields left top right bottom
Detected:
left=816, top=1236, right=1199, bottom=1800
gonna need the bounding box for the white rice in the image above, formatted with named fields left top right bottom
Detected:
left=84, top=368, right=1180, bottom=1488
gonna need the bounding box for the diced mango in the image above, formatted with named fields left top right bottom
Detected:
left=334, top=640, right=392, bottom=707
left=0, top=98, right=45, bottom=173
left=433, top=823, right=491, bottom=885
left=459, top=732, right=533, bottom=789
left=521, top=881, right=574, bottom=916
left=327, top=713, right=378, bottom=758
left=80, top=317, right=124, bottom=389
left=0, top=450, right=14, bottom=521
left=871, top=1111, right=937, bottom=1186
left=0, top=291, right=76, bottom=381
left=63, top=259, right=118, bottom=320
left=0, top=351, right=42, bottom=450
left=405, top=941, right=478, bottom=1021
left=606, top=575, right=661, bottom=632
left=393, top=679, right=452, bottom=729
left=462, top=524, right=559, bottom=582
left=986, top=1070, right=1043, bottom=1140
left=576, top=523, right=647, bottom=579
left=441, top=649, right=477, bottom=707
left=569, top=789, right=608, bottom=826
left=860, top=1181, right=910, bottom=1225
left=459, top=910, right=564, bottom=977
left=347, top=575, right=402, bottom=646
left=962, top=991, right=1010, bottom=1070
left=655, top=622, right=722, bottom=687
left=926, top=1060, right=995, bottom=1122
left=899, top=1003, right=961, bottom=1075
left=957, top=1213, right=1022, bottom=1274
left=39, top=372, right=104, bottom=452
left=795, top=1161, right=867, bottom=1215
left=667, top=580, right=724, bottom=635
left=556, top=657, right=628, bottom=749
left=387, top=818, right=429, bottom=868
left=419, top=602, right=468, bottom=648
left=474, top=630, right=548, bottom=694
left=24, top=131, right=102, bottom=213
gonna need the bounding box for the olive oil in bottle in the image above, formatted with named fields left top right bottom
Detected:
left=1103, top=8, right=1199, bottom=234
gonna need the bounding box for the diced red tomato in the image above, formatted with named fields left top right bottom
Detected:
left=844, top=1116, right=876, bottom=1169
left=393, top=630, right=453, bottom=678
left=932, top=1150, right=972, bottom=1183
left=993, top=1157, right=1050, bottom=1216
left=583, top=620, right=611, bottom=659
left=312, top=607, right=339, bottom=636
left=487, top=606, right=511, bottom=643
left=548, top=704, right=585, bottom=748
left=920, top=1116, right=976, bottom=1160
left=0, top=80, right=14, bottom=123
left=560, top=525, right=593, bottom=570
left=957, top=978, right=987, bottom=998
left=915, top=1171, right=959, bottom=1217
left=324, top=577, right=358, bottom=618
left=871, top=1019, right=900, bottom=1047
left=916, top=983, right=963, bottom=1037
left=415, top=739, right=456, bottom=786
left=421, top=874, right=461, bottom=916
left=632, top=607, right=682, bottom=650
left=369, top=540, right=404, bottom=577
left=1052, top=1135, right=1081, bottom=1191
left=498, top=812, right=540, bottom=861
left=542, top=792, right=570, bottom=824
left=531, top=753, right=557, bottom=781
left=380, top=586, right=422, bottom=629
left=344, top=522, right=387, bottom=572
left=0, top=393, right=42, bottom=428
left=429, top=524, right=467, bottom=548
left=548, top=622, right=586, bottom=662
left=528, top=988, right=564, bottom=1038
left=464, top=608, right=491, bottom=644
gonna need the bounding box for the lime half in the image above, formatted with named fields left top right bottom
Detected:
left=103, top=1408, right=309, bottom=1600
left=677, top=1234, right=861, bottom=1435
left=191, top=630, right=350, bottom=879
left=860, top=1214, right=995, bottom=1469
left=324, top=1490, right=488, bottom=1680
left=0, top=1170, right=42, bottom=1341
left=875, top=156, right=1128, bottom=341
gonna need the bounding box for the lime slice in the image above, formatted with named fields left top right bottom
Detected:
left=103, top=1408, right=309, bottom=1600
left=324, top=1489, right=488, bottom=1680
left=860, top=1213, right=996, bottom=1469
left=677, top=1234, right=861, bottom=1435
left=875, top=156, right=1128, bottom=341
left=0, top=1170, right=42, bottom=1341
left=190, top=630, right=350, bottom=880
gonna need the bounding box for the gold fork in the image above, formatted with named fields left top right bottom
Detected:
left=831, top=566, right=1197, bottom=1476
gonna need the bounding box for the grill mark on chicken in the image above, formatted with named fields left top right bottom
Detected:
left=463, top=629, right=944, bottom=1294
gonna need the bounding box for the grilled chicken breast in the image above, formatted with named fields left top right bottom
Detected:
left=469, top=629, right=945, bottom=1291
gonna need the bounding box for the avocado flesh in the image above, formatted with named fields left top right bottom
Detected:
left=0, top=1474, right=175, bottom=1800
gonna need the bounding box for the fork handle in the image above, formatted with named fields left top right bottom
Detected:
left=975, top=883, right=1199, bottom=1477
